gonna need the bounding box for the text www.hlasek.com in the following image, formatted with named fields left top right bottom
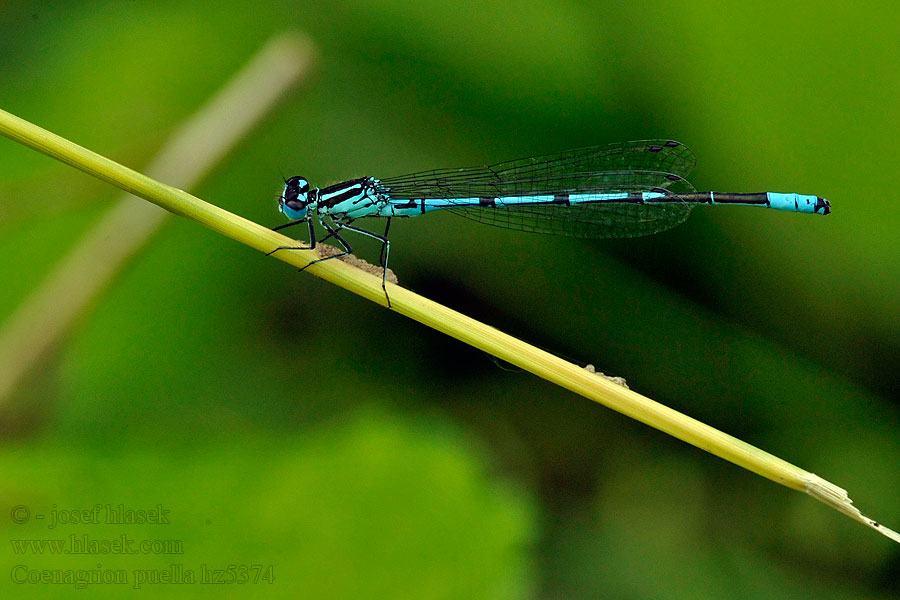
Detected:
left=11, top=534, right=183, bottom=555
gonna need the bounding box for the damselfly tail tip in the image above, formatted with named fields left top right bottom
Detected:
left=819, top=197, right=831, bottom=215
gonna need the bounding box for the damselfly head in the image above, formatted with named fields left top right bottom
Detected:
left=280, top=176, right=311, bottom=219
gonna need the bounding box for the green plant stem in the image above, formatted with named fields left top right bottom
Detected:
left=0, top=106, right=896, bottom=543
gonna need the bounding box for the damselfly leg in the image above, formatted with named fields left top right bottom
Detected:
left=268, top=216, right=394, bottom=307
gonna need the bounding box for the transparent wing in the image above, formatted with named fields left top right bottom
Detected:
left=379, top=139, right=696, bottom=199
left=445, top=173, right=696, bottom=238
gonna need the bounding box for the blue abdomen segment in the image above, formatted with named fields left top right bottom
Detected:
left=765, top=192, right=831, bottom=214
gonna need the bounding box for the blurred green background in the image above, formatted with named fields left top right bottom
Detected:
left=1, top=0, right=898, bottom=597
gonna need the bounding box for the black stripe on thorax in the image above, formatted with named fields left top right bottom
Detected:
left=318, top=178, right=371, bottom=208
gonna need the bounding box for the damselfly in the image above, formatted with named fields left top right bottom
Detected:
left=271, top=140, right=829, bottom=306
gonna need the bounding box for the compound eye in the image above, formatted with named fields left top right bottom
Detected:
left=287, top=176, right=309, bottom=194
left=280, top=176, right=311, bottom=219
left=284, top=176, right=310, bottom=205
